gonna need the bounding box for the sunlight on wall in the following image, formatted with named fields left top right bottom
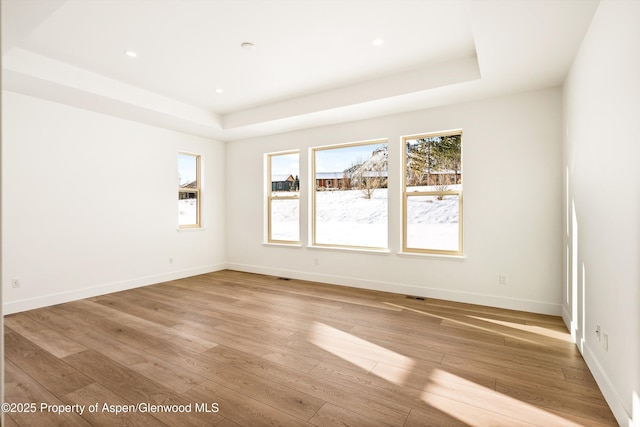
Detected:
left=423, top=369, right=583, bottom=426
left=633, top=390, right=639, bottom=427
left=581, top=262, right=586, bottom=350
left=571, top=200, right=579, bottom=346
left=565, top=166, right=571, bottom=305
left=309, top=322, right=414, bottom=383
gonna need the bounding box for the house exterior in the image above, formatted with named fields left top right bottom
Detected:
left=271, top=174, right=295, bottom=191
left=179, top=181, right=197, bottom=199
left=424, top=171, right=462, bottom=186
left=406, top=171, right=462, bottom=186
left=315, top=172, right=349, bottom=190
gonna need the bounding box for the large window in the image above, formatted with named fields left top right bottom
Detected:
left=267, top=151, right=300, bottom=243
left=312, top=140, right=388, bottom=249
left=178, top=152, right=201, bottom=228
left=403, top=131, right=462, bottom=254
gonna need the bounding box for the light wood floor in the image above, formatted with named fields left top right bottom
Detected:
left=4, top=270, right=616, bottom=426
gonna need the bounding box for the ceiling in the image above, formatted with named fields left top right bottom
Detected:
left=2, top=0, right=599, bottom=141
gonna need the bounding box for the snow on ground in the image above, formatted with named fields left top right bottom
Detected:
left=271, top=186, right=460, bottom=249
left=179, top=199, right=197, bottom=225
left=316, top=189, right=388, bottom=247
left=270, top=198, right=300, bottom=241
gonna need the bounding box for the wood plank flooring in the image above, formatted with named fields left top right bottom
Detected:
left=4, top=270, right=617, bottom=426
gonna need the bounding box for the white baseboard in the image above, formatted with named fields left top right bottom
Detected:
left=561, top=305, right=572, bottom=330
left=563, top=302, right=634, bottom=426
left=582, top=342, right=634, bottom=426
left=226, top=262, right=562, bottom=316
left=3, top=264, right=226, bottom=315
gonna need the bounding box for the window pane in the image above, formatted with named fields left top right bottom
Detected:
left=178, top=153, right=198, bottom=188
left=405, top=134, right=461, bottom=189
left=178, top=152, right=200, bottom=228
left=404, top=132, right=462, bottom=254
left=271, top=153, right=300, bottom=197
left=314, top=141, right=388, bottom=248
left=316, top=189, right=388, bottom=247
left=178, top=191, right=198, bottom=225
left=270, top=199, right=300, bottom=242
left=406, top=194, right=459, bottom=251
left=267, top=151, right=299, bottom=244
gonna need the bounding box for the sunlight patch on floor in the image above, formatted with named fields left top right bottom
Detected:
left=467, top=316, right=573, bottom=342
left=383, top=302, right=539, bottom=344
left=309, top=322, right=414, bottom=380
left=422, top=369, right=583, bottom=426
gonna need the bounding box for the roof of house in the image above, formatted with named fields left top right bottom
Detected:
left=271, top=174, right=294, bottom=182
left=315, top=172, right=345, bottom=180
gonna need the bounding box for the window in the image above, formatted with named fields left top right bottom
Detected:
left=312, top=140, right=388, bottom=249
left=267, top=151, right=300, bottom=243
left=178, top=152, right=201, bottom=228
left=403, top=131, right=462, bottom=254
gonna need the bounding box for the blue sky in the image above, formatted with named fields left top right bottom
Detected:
left=316, top=142, right=385, bottom=173
left=269, top=143, right=385, bottom=177
left=271, top=153, right=300, bottom=177
left=178, top=153, right=198, bottom=185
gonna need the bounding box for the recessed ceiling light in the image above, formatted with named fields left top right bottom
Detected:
left=241, top=42, right=255, bottom=51
left=372, top=38, right=384, bottom=46
left=125, top=50, right=138, bottom=58
left=215, top=88, right=224, bottom=94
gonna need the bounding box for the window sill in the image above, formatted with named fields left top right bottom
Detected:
left=263, top=242, right=302, bottom=248
left=177, top=227, right=207, bottom=232
left=308, top=245, right=391, bottom=256
left=397, top=251, right=466, bottom=261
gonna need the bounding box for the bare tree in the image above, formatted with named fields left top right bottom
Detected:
left=345, top=151, right=388, bottom=199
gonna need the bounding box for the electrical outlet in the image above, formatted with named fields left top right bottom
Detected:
left=169, top=257, right=174, bottom=264
left=603, top=332, right=608, bottom=351
left=499, top=274, right=507, bottom=285
left=12, top=278, right=21, bottom=288
left=595, top=324, right=601, bottom=341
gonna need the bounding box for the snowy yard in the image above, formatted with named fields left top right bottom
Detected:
left=178, top=198, right=197, bottom=225
left=270, top=187, right=460, bottom=250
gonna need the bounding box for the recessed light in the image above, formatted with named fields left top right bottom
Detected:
left=215, top=88, right=224, bottom=94
left=241, top=42, right=255, bottom=51
left=372, top=38, right=384, bottom=46
left=125, top=50, right=138, bottom=58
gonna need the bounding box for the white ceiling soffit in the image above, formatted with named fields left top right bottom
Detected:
left=1, top=0, right=599, bottom=141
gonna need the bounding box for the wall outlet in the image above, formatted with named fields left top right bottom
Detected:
left=314, top=258, right=319, bottom=266
left=499, top=274, right=507, bottom=285
left=595, top=324, right=601, bottom=341
left=603, top=332, right=608, bottom=351
left=12, top=278, right=21, bottom=288
left=169, top=257, right=174, bottom=264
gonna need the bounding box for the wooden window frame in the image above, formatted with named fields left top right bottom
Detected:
left=267, top=151, right=300, bottom=244
left=402, top=130, right=463, bottom=255
left=178, top=152, right=201, bottom=229
left=312, top=139, right=388, bottom=250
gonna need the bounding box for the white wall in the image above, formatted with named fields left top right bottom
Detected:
left=226, top=88, right=563, bottom=315
left=563, top=1, right=640, bottom=425
left=2, top=91, right=226, bottom=314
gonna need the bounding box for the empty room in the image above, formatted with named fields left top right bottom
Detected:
left=2, top=0, right=638, bottom=426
